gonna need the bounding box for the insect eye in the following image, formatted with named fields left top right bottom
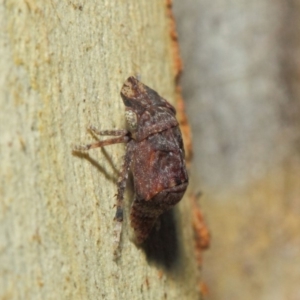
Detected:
left=125, top=110, right=138, bottom=130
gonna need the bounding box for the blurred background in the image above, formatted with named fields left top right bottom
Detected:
left=173, top=1, right=300, bottom=299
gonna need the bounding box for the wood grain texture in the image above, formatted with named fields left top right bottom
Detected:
left=0, top=1, right=200, bottom=299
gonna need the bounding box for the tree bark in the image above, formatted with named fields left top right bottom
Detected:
left=174, top=0, right=300, bottom=299
left=0, top=1, right=201, bottom=299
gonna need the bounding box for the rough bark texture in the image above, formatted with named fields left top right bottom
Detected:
left=174, top=0, right=300, bottom=299
left=0, top=1, right=200, bottom=299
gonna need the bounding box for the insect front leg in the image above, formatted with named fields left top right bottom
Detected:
left=73, top=127, right=130, bottom=152
left=88, top=125, right=129, bottom=137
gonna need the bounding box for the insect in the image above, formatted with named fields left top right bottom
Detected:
left=74, top=77, right=188, bottom=254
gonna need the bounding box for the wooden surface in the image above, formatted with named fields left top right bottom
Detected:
left=0, top=1, right=200, bottom=299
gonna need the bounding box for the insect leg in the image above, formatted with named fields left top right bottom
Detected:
left=89, top=125, right=128, bottom=137
left=113, top=140, right=134, bottom=259
left=73, top=135, right=130, bottom=152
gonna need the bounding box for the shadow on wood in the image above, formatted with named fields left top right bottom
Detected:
left=141, top=208, right=180, bottom=271
left=72, top=149, right=118, bottom=183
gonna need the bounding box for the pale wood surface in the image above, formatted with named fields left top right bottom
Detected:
left=0, top=1, right=200, bottom=299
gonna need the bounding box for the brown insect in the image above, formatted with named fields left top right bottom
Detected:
left=74, top=77, right=188, bottom=253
